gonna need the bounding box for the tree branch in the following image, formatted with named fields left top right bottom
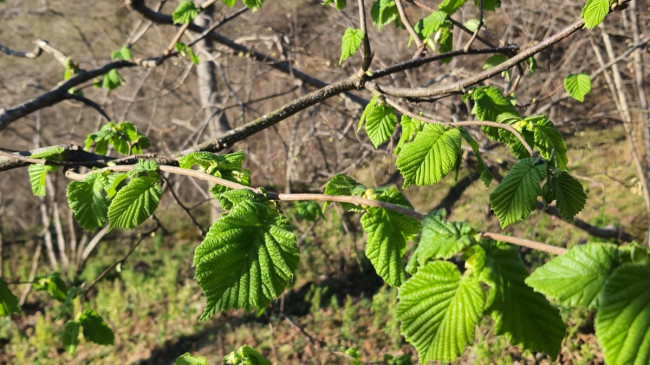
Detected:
left=65, top=163, right=567, bottom=255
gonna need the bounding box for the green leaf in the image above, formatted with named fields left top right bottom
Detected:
left=104, top=173, right=128, bottom=199
left=527, top=55, right=537, bottom=75
left=222, top=0, right=237, bottom=7
left=180, top=151, right=250, bottom=187
left=193, top=189, right=299, bottom=320
left=62, top=321, right=80, bottom=354
left=564, top=73, right=591, bottom=102
left=30, top=146, right=65, bottom=160
left=0, top=279, right=20, bottom=316
left=339, top=28, right=364, bottom=65
left=526, top=115, right=568, bottom=170
left=477, top=0, right=501, bottom=11
left=33, top=272, right=67, bottom=302
left=396, top=124, right=462, bottom=187
left=397, top=261, right=484, bottom=363
left=224, top=345, right=271, bottom=365
left=436, top=24, right=453, bottom=62
left=526, top=243, right=618, bottom=309
left=412, top=11, right=447, bottom=45
left=323, top=174, right=366, bottom=212
left=595, top=264, right=650, bottom=365
left=102, top=69, right=122, bottom=90
left=323, top=0, right=347, bottom=10
left=581, top=0, right=610, bottom=29
left=489, top=158, right=546, bottom=228
left=79, top=309, right=114, bottom=345
left=396, top=115, right=424, bottom=155
left=111, top=46, right=132, bottom=61
left=407, top=212, right=474, bottom=274
left=362, top=102, right=397, bottom=148
left=176, top=353, right=207, bottom=365
left=470, top=86, right=519, bottom=122
left=107, top=176, right=162, bottom=229
left=242, top=0, right=264, bottom=10
left=293, top=201, right=324, bottom=221
left=175, top=42, right=199, bottom=65
left=370, top=0, right=401, bottom=30
left=494, top=116, right=534, bottom=159
left=459, top=127, right=492, bottom=186
left=483, top=54, right=508, bottom=70
left=359, top=95, right=378, bottom=132
left=544, top=171, right=586, bottom=220
left=438, top=0, right=468, bottom=14
left=361, top=187, right=421, bottom=286
left=28, top=164, right=58, bottom=196
left=172, top=1, right=200, bottom=24
left=480, top=242, right=566, bottom=358
left=68, top=172, right=109, bottom=231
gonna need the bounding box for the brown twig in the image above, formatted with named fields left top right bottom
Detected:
left=463, top=0, right=484, bottom=51
left=382, top=96, right=535, bottom=156
left=357, top=0, right=373, bottom=70
left=66, top=164, right=565, bottom=255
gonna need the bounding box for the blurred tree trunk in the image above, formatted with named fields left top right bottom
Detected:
left=196, top=6, right=230, bottom=224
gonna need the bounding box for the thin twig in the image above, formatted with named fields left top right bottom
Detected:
left=66, top=164, right=564, bottom=255
left=83, top=224, right=159, bottom=298
left=382, top=96, right=534, bottom=156
left=463, top=0, right=483, bottom=51
left=357, top=0, right=373, bottom=70
left=395, top=0, right=424, bottom=55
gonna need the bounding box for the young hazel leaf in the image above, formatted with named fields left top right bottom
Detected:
left=173, top=1, right=200, bottom=24
left=0, top=279, right=20, bottom=316
left=222, top=0, right=237, bottom=7
left=79, top=309, right=114, bottom=345
left=564, top=73, right=591, bottom=102
left=224, top=345, right=272, bottom=365
left=339, top=28, right=364, bottom=65
left=363, top=102, right=397, bottom=148
left=397, top=261, right=484, bottom=363
left=489, top=159, right=546, bottom=228
left=581, top=0, right=610, bottom=29
left=242, top=0, right=264, bottom=10
left=412, top=11, right=447, bottom=46
left=62, top=320, right=80, bottom=354
left=102, top=69, right=122, bottom=90
left=595, top=264, right=650, bottom=365
left=323, top=0, right=347, bottom=10
left=323, top=174, right=366, bottom=212
left=438, top=0, right=469, bottom=15
left=526, top=243, right=618, bottom=309
left=407, top=212, right=475, bottom=274
left=361, top=187, right=421, bottom=286
left=107, top=176, right=162, bottom=229
left=527, top=115, right=568, bottom=170
left=67, top=172, right=109, bottom=231
left=396, top=115, right=424, bottom=155
left=545, top=171, right=587, bottom=220
left=396, top=124, right=462, bottom=187
left=477, top=0, right=501, bottom=11
left=370, top=0, right=401, bottom=30
left=193, top=189, right=299, bottom=321
left=176, top=353, right=208, bottom=365
left=480, top=242, right=566, bottom=358
left=28, top=164, right=59, bottom=196
left=470, top=86, right=519, bottom=122
left=32, top=272, right=67, bottom=302
left=436, top=23, right=453, bottom=62
left=482, top=54, right=508, bottom=70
